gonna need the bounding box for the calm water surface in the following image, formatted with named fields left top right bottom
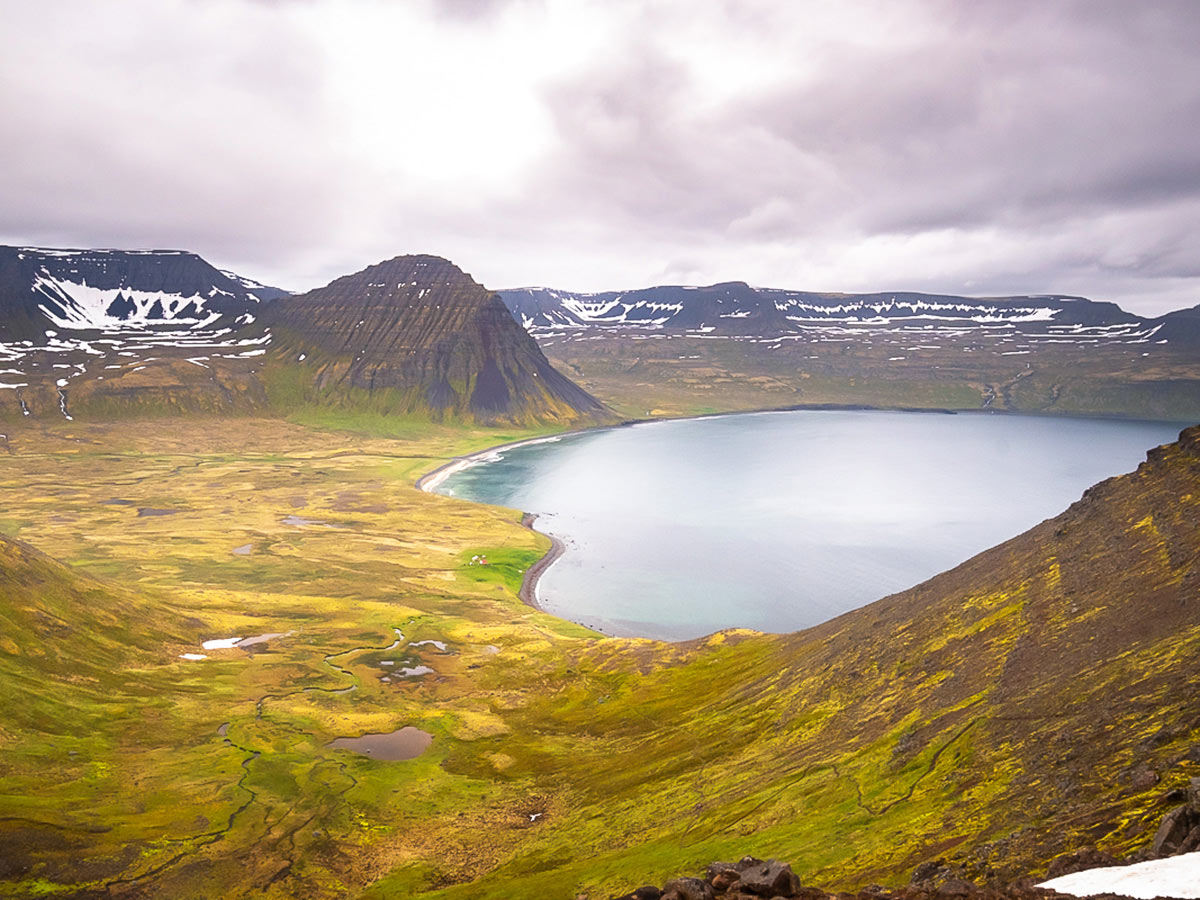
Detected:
left=436, top=410, right=1184, bottom=640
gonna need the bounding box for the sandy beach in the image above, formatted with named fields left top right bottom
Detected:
left=415, top=433, right=569, bottom=494
left=516, top=513, right=565, bottom=611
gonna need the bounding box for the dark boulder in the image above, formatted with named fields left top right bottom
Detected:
left=1151, top=805, right=1198, bottom=855
left=1044, top=848, right=1119, bottom=879
left=731, top=858, right=802, bottom=897
left=1129, top=765, right=1159, bottom=791
left=705, top=863, right=741, bottom=893
left=612, top=887, right=663, bottom=900
left=661, top=876, right=715, bottom=900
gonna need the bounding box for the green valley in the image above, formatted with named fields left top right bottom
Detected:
left=0, top=413, right=1196, bottom=898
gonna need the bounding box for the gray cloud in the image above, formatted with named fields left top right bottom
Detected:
left=0, top=0, right=354, bottom=282
left=508, top=0, right=1200, bottom=309
left=1, top=0, right=1198, bottom=313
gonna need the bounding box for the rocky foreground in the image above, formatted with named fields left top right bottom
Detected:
left=601, top=781, right=1200, bottom=900
left=602, top=856, right=1124, bottom=900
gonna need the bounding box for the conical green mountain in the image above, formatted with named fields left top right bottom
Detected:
left=262, top=254, right=610, bottom=425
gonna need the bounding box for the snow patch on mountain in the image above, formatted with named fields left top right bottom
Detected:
left=33, top=273, right=225, bottom=330
left=500, top=284, right=1154, bottom=344
left=217, top=269, right=285, bottom=302
left=772, top=296, right=1059, bottom=322
left=554, top=296, right=683, bottom=326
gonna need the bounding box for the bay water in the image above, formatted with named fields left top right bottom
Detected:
left=435, top=410, right=1185, bottom=640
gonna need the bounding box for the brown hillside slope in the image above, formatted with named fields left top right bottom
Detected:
left=777, top=423, right=1200, bottom=879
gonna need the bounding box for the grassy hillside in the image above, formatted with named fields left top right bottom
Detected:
left=0, top=417, right=1196, bottom=899
left=0, top=533, right=191, bottom=730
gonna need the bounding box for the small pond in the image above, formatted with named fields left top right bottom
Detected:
left=327, top=726, right=433, bottom=760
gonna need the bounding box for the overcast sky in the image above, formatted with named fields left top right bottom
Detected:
left=2, top=0, right=1198, bottom=314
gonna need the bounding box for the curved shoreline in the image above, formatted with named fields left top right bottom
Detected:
left=414, top=403, right=967, bottom=495
left=412, top=407, right=942, bottom=619
left=414, top=405, right=1189, bottom=623
left=416, top=431, right=594, bottom=616
left=415, top=432, right=582, bottom=494
left=517, top=513, right=564, bottom=611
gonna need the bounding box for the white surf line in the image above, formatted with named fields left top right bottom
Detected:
left=416, top=434, right=567, bottom=493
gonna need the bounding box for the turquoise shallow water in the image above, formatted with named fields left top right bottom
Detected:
left=435, top=410, right=1186, bottom=640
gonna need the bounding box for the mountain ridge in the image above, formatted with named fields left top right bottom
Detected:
left=4, top=245, right=1195, bottom=423
left=0, top=245, right=286, bottom=335
left=500, top=280, right=1200, bottom=421
left=499, top=282, right=1153, bottom=337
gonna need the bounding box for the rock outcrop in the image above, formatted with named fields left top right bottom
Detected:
left=1150, top=777, right=1200, bottom=856
left=610, top=857, right=802, bottom=900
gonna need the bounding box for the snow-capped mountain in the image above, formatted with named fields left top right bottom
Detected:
left=0, top=246, right=289, bottom=416
left=0, top=246, right=287, bottom=338
left=500, top=282, right=1152, bottom=337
